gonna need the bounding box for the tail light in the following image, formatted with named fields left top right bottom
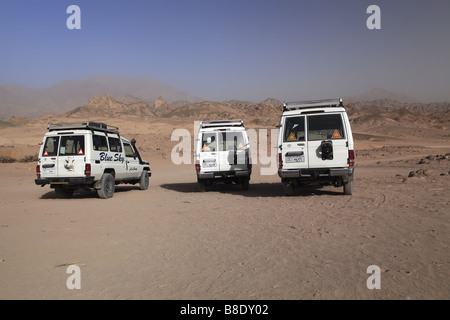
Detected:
left=278, top=153, right=283, bottom=169
left=195, top=161, right=200, bottom=173
left=85, top=163, right=91, bottom=176
left=36, top=165, right=41, bottom=178
left=348, top=150, right=355, bottom=167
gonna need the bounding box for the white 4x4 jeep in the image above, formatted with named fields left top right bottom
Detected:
left=35, top=122, right=151, bottom=199
left=277, top=98, right=355, bottom=195
left=195, top=119, right=252, bottom=191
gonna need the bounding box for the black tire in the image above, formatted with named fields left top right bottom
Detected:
left=139, top=171, right=149, bottom=190
left=198, top=179, right=207, bottom=192
left=97, top=173, right=115, bottom=199
left=283, top=182, right=294, bottom=196
left=343, top=180, right=354, bottom=195
left=55, top=187, right=74, bottom=198
left=241, top=178, right=249, bottom=190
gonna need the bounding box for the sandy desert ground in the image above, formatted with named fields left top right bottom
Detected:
left=0, top=110, right=449, bottom=300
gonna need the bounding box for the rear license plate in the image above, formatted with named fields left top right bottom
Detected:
left=286, top=155, right=304, bottom=163
left=203, top=160, right=217, bottom=168
left=43, top=168, right=56, bottom=174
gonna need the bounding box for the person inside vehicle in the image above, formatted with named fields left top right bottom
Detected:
left=202, top=135, right=216, bottom=151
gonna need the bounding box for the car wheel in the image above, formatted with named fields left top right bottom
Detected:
left=241, top=178, right=249, bottom=190
left=283, top=182, right=294, bottom=196
left=198, top=179, right=207, bottom=192
left=139, top=171, right=149, bottom=190
left=97, top=173, right=115, bottom=199
left=343, top=180, right=354, bottom=195
left=55, top=187, right=74, bottom=198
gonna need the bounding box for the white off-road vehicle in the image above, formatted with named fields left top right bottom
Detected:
left=195, top=119, right=252, bottom=191
left=35, top=122, right=151, bottom=199
left=277, top=98, right=355, bottom=195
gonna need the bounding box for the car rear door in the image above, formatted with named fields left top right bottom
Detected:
left=199, top=131, right=219, bottom=172
left=56, top=135, right=87, bottom=177
left=218, top=130, right=247, bottom=172
left=40, top=135, right=59, bottom=177
left=306, top=113, right=349, bottom=168
left=280, top=115, right=309, bottom=170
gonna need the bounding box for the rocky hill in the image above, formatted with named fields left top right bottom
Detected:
left=0, top=75, right=200, bottom=119
left=63, top=94, right=156, bottom=118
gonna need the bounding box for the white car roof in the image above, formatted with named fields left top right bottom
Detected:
left=281, top=107, right=347, bottom=116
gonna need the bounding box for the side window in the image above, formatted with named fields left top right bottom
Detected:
left=201, top=133, right=217, bottom=152
left=307, top=114, right=346, bottom=141
left=42, top=136, right=59, bottom=156
left=108, top=137, right=123, bottom=152
left=60, top=136, right=85, bottom=156
left=284, top=116, right=305, bottom=142
left=220, top=132, right=245, bottom=151
left=93, top=135, right=108, bottom=151
left=123, top=143, right=135, bottom=158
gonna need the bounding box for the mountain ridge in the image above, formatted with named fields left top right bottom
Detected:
left=0, top=75, right=201, bottom=119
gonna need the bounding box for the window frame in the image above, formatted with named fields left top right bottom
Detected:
left=123, top=142, right=136, bottom=158
left=306, top=113, right=346, bottom=141
left=108, top=137, right=123, bottom=153
left=92, top=134, right=109, bottom=151
left=283, top=116, right=306, bottom=143
left=42, top=136, right=60, bottom=157
left=59, top=135, right=85, bottom=156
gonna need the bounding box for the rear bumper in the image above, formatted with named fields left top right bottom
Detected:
left=278, top=167, right=354, bottom=179
left=198, top=170, right=251, bottom=180
left=35, top=176, right=95, bottom=187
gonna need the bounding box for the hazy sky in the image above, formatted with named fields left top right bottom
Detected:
left=1, top=0, right=449, bottom=102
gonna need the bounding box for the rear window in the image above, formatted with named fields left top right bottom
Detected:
left=220, top=132, right=245, bottom=151
left=283, top=116, right=305, bottom=142
left=201, top=132, right=217, bottom=152
left=307, top=114, right=346, bottom=141
left=60, top=135, right=85, bottom=156
left=42, top=136, right=59, bottom=156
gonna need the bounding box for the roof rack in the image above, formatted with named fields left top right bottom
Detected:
left=199, top=119, right=244, bottom=129
left=47, top=122, right=119, bottom=134
left=283, top=98, right=343, bottom=111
